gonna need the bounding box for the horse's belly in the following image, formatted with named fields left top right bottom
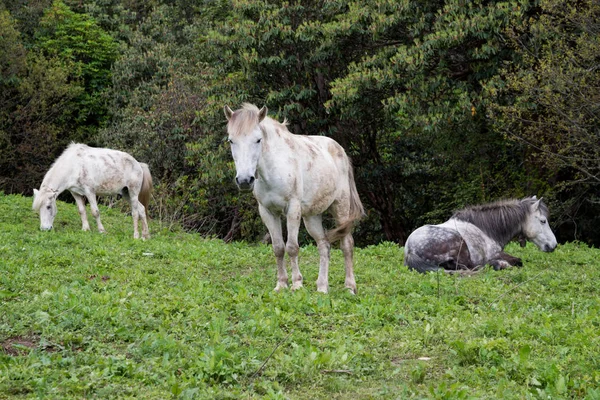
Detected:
left=301, top=191, right=336, bottom=215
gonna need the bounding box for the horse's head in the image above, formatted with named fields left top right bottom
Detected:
left=224, top=104, right=268, bottom=191
left=522, top=197, right=557, bottom=252
left=32, top=188, right=58, bottom=231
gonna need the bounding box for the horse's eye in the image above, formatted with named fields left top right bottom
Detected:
left=540, top=219, right=547, bottom=225
left=47, top=205, right=52, bottom=210
left=256, top=138, right=262, bottom=144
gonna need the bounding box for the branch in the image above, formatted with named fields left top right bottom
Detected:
left=249, top=330, right=294, bottom=381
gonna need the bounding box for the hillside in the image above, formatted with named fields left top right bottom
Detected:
left=0, top=194, right=599, bottom=398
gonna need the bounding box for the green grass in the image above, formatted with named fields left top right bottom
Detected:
left=1, top=193, right=599, bottom=399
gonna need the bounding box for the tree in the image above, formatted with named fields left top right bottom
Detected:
left=488, top=0, right=600, bottom=243
left=326, top=0, right=534, bottom=243
left=35, top=0, right=119, bottom=138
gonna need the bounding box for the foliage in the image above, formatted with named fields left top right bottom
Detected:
left=1, top=0, right=600, bottom=246
left=0, top=10, right=83, bottom=193
left=326, top=0, right=541, bottom=243
left=35, top=0, right=119, bottom=135
left=487, top=0, right=600, bottom=245
left=0, top=1, right=117, bottom=194
left=1, top=193, right=599, bottom=398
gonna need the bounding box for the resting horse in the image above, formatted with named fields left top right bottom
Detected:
left=32, top=143, right=153, bottom=239
left=224, top=103, right=364, bottom=294
left=404, top=197, right=557, bottom=272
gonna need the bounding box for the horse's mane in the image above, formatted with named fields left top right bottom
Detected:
left=452, top=197, right=549, bottom=245
left=32, top=191, right=44, bottom=211
left=228, top=103, right=288, bottom=138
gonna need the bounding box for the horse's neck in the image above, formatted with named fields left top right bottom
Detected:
left=41, top=163, right=70, bottom=193
left=465, top=212, right=522, bottom=248
left=257, top=121, right=293, bottom=176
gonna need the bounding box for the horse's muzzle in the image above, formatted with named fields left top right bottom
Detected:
left=543, top=243, right=557, bottom=252
left=236, top=176, right=255, bottom=191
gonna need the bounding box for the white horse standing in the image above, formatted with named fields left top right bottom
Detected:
left=404, top=197, right=557, bottom=272
left=32, top=143, right=153, bottom=239
left=224, top=103, right=364, bottom=294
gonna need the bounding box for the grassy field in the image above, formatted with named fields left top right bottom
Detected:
left=0, top=193, right=599, bottom=399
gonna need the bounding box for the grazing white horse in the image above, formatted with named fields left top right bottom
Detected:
left=404, top=196, right=557, bottom=272
left=32, top=143, right=153, bottom=239
left=224, top=103, right=364, bottom=294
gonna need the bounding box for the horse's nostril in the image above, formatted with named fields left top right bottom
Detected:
left=248, top=176, right=255, bottom=184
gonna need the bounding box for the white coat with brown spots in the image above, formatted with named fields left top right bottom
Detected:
left=224, top=103, right=364, bottom=294
left=32, top=143, right=153, bottom=239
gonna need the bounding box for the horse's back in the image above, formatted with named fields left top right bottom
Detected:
left=61, top=144, right=144, bottom=195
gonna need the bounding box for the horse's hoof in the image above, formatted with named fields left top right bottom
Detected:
left=274, top=283, right=288, bottom=292
left=316, top=285, right=328, bottom=294
left=493, top=260, right=511, bottom=270
left=291, top=281, right=303, bottom=291
left=346, top=286, right=357, bottom=295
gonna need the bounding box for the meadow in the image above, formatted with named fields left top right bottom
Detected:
left=0, top=193, right=598, bottom=399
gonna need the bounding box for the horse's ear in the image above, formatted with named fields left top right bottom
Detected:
left=224, top=105, right=234, bottom=121
left=258, top=106, right=268, bottom=122
left=532, top=198, right=542, bottom=211
left=531, top=195, right=537, bottom=200
left=33, top=189, right=39, bottom=198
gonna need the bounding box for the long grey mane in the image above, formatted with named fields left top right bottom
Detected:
left=452, top=197, right=549, bottom=246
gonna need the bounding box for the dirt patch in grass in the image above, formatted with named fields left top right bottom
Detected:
left=1, top=335, right=58, bottom=356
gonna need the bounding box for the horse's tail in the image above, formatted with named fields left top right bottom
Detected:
left=404, top=252, right=442, bottom=273
left=138, top=163, right=153, bottom=218
left=327, top=161, right=365, bottom=243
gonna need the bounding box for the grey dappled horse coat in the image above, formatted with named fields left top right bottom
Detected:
left=404, top=197, right=557, bottom=272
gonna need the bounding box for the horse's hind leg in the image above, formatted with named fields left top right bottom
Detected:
left=85, top=192, right=106, bottom=233
left=71, top=192, right=90, bottom=231
left=330, top=201, right=358, bottom=294
left=303, top=214, right=330, bottom=293
left=139, top=201, right=150, bottom=239
left=340, top=233, right=357, bottom=294
left=132, top=200, right=139, bottom=239
left=128, top=194, right=149, bottom=240
left=259, top=205, right=288, bottom=291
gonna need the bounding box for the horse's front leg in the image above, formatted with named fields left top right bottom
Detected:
left=71, top=192, right=90, bottom=231
left=500, top=251, right=523, bottom=267
left=303, top=214, right=330, bottom=293
left=489, top=252, right=523, bottom=270
left=85, top=192, right=106, bottom=233
left=285, top=201, right=303, bottom=291
left=258, top=205, right=287, bottom=291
